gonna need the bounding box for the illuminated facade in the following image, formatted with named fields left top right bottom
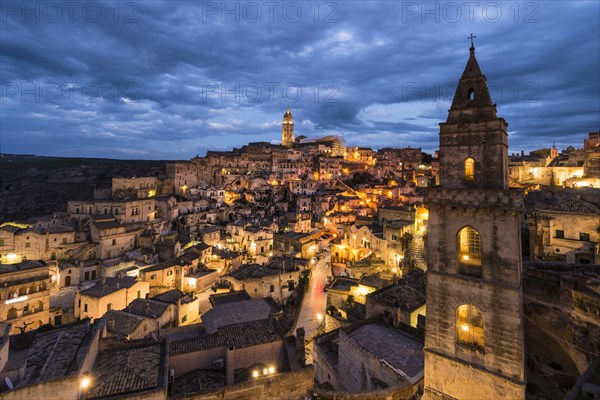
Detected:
left=0, top=260, right=51, bottom=334
left=282, top=107, right=294, bottom=147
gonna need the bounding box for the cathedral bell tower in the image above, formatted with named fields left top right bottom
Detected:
left=422, top=38, right=526, bottom=399
left=282, top=107, right=294, bottom=148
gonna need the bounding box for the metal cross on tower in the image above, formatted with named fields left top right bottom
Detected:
left=468, top=33, right=477, bottom=48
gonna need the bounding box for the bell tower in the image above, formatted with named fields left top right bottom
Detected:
left=423, top=39, right=526, bottom=399
left=282, top=107, right=294, bottom=148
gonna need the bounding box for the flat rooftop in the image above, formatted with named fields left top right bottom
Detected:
left=346, top=323, right=423, bottom=379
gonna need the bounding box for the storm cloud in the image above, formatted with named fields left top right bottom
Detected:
left=1, top=0, right=598, bottom=159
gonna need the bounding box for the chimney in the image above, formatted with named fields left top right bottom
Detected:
left=144, top=302, right=151, bottom=316
left=225, top=347, right=235, bottom=385
left=295, top=327, right=305, bottom=367
left=107, top=318, right=115, bottom=332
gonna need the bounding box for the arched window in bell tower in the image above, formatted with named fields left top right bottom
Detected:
left=464, top=158, right=475, bottom=181
left=468, top=88, right=475, bottom=101
left=457, top=226, right=482, bottom=276
left=456, top=304, right=484, bottom=348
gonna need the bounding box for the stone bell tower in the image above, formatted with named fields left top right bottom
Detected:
left=422, top=39, right=526, bottom=399
left=282, top=107, right=294, bottom=148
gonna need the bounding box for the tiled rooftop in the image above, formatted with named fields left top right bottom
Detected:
left=141, top=259, right=180, bottom=273
left=539, top=196, right=600, bottom=215
left=359, top=275, right=391, bottom=289
left=170, top=318, right=283, bottom=356
left=225, top=260, right=300, bottom=280
left=87, top=341, right=164, bottom=399
left=80, top=276, right=138, bottom=298
left=0, top=260, right=48, bottom=274
left=126, top=299, right=170, bottom=318
left=19, top=324, right=92, bottom=387
left=201, top=298, right=281, bottom=334
left=105, top=310, right=145, bottom=337
left=209, top=290, right=252, bottom=306
left=153, top=289, right=188, bottom=304
left=368, top=270, right=426, bottom=311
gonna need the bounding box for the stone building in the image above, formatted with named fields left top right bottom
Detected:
left=89, top=215, right=140, bottom=260
left=0, top=323, right=102, bottom=400
left=313, top=317, right=423, bottom=396
left=222, top=258, right=306, bottom=303
left=423, top=44, right=526, bottom=399
left=111, top=176, right=158, bottom=199
left=169, top=317, right=286, bottom=385
left=74, top=276, right=150, bottom=321
left=365, top=269, right=426, bottom=329
left=527, top=193, right=600, bottom=264
left=273, top=232, right=318, bottom=259
left=152, top=289, right=200, bottom=326
left=0, top=260, right=51, bottom=334
left=281, top=107, right=295, bottom=148
left=0, top=223, right=76, bottom=264
left=68, top=198, right=157, bottom=224
left=104, top=298, right=174, bottom=339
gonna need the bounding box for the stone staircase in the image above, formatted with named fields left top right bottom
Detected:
left=407, top=237, right=427, bottom=270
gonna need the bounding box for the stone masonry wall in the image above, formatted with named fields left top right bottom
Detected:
left=172, top=367, right=313, bottom=400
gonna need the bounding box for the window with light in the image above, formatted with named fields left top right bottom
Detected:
left=458, top=226, right=481, bottom=265
left=456, top=304, right=484, bottom=349
left=464, top=158, right=475, bottom=181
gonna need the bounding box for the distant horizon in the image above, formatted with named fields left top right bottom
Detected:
left=1, top=130, right=593, bottom=162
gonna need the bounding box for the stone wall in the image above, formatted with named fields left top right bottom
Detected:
left=172, top=367, right=313, bottom=400
left=423, top=351, right=524, bottom=400
left=0, top=376, right=79, bottom=400
left=315, top=383, right=422, bottom=400
left=523, top=266, right=600, bottom=374
left=337, top=330, right=415, bottom=393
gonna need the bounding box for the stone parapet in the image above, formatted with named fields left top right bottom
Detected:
left=425, top=188, right=524, bottom=211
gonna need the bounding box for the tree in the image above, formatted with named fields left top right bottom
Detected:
left=16, top=321, right=35, bottom=334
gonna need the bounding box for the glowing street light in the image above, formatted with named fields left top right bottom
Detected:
left=252, top=370, right=259, bottom=378
left=80, top=374, right=92, bottom=389
left=316, top=313, right=323, bottom=322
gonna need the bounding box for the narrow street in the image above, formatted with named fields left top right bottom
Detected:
left=292, top=251, right=331, bottom=344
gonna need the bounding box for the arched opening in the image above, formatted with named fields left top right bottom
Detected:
left=7, top=307, right=17, bottom=320
left=457, top=226, right=482, bottom=277
left=468, top=88, right=475, bottom=101
left=456, top=304, right=484, bottom=348
left=464, top=158, right=475, bottom=181
left=65, top=275, right=71, bottom=287
left=18, top=286, right=27, bottom=296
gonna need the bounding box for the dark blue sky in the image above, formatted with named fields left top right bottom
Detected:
left=1, top=1, right=599, bottom=159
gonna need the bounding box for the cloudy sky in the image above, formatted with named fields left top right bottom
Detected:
left=1, top=1, right=599, bottom=159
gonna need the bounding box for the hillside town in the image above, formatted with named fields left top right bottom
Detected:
left=0, top=47, right=599, bottom=400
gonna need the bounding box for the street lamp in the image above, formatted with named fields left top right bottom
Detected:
left=80, top=376, right=91, bottom=389
left=79, top=373, right=92, bottom=399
